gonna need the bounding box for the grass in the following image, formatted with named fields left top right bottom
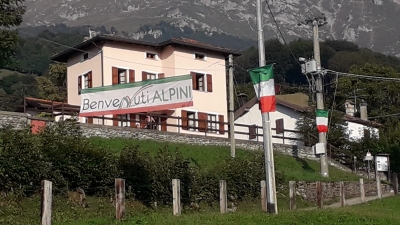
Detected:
left=89, top=137, right=360, bottom=182
left=2, top=195, right=400, bottom=224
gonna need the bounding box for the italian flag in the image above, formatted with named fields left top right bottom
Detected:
left=249, top=64, right=276, bottom=113
left=316, top=109, right=329, bottom=133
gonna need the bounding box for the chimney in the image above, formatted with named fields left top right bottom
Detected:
left=344, top=100, right=355, bottom=116
left=237, top=93, right=248, bottom=108
left=360, top=102, right=368, bottom=121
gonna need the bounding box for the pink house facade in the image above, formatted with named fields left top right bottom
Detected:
left=51, top=35, right=240, bottom=137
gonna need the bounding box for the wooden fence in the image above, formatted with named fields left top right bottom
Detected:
left=83, top=112, right=306, bottom=144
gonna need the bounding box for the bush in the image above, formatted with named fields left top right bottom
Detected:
left=0, top=119, right=285, bottom=206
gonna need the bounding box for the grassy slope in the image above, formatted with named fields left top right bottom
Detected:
left=89, top=137, right=359, bottom=182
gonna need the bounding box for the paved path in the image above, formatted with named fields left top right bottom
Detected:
left=301, top=192, right=395, bottom=211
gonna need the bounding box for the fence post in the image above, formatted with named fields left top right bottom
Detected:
left=220, top=180, right=227, bottom=214
left=289, top=181, right=296, bottom=210
left=360, top=178, right=365, bottom=203
left=261, top=180, right=266, bottom=211
left=339, top=181, right=345, bottom=207
left=41, top=180, right=52, bottom=225
left=115, top=178, right=125, bottom=221
left=376, top=174, right=382, bottom=198
left=172, top=179, right=181, bottom=216
left=178, top=117, right=181, bottom=133
left=392, top=173, right=399, bottom=195
left=316, top=181, right=323, bottom=209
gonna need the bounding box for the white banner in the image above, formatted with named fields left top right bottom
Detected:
left=79, top=74, right=193, bottom=116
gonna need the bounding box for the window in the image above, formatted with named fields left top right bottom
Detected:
left=275, top=118, right=284, bottom=134
left=249, top=124, right=257, bottom=140
left=83, top=53, right=89, bottom=61
left=118, top=68, right=126, bottom=84
left=112, top=67, right=135, bottom=85
left=194, top=53, right=205, bottom=60
left=207, top=114, right=217, bottom=132
left=84, top=74, right=89, bottom=88
left=187, top=111, right=196, bottom=131
left=78, top=71, right=92, bottom=95
left=146, top=52, right=156, bottom=59
left=364, top=129, right=371, bottom=139
left=142, top=71, right=165, bottom=81
left=118, top=114, right=130, bottom=127
left=191, top=72, right=213, bottom=92
left=147, top=73, right=157, bottom=80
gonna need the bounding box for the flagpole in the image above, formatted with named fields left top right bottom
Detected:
left=256, top=0, right=277, bottom=214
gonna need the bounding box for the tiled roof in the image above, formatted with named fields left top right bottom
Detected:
left=51, top=35, right=241, bottom=62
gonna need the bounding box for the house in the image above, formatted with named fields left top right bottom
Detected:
left=342, top=100, right=381, bottom=141
left=51, top=35, right=240, bottom=137
left=234, top=93, right=382, bottom=145
left=234, top=93, right=311, bottom=146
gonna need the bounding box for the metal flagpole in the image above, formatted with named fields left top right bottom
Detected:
left=256, top=0, right=277, bottom=214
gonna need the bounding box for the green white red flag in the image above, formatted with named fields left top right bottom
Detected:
left=249, top=64, right=276, bottom=113
left=316, top=109, right=329, bottom=133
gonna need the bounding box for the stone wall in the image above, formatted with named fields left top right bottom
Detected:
left=295, top=180, right=393, bottom=202
left=0, top=111, right=350, bottom=172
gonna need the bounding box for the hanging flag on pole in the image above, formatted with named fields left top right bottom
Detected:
left=249, top=64, right=276, bottom=113
left=316, top=109, right=329, bottom=133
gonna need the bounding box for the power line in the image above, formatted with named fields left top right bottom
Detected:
left=265, top=0, right=312, bottom=92
left=325, top=69, right=400, bottom=82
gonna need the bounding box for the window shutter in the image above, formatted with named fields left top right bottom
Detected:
left=112, top=67, right=119, bottom=85
left=181, top=110, right=188, bottom=130
left=113, top=114, right=119, bottom=126
left=249, top=125, right=256, bottom=140
left=129, top=113, right=136, bottom=127
left=276, top=119, right=284, bottom=134
left=191, top=72, right=197, bottom=90
left=78, top=75, right=82, bottom=94
left=87, top=117, right=93, bottom=124
left=158, top=73, right=165, bottom=79
left=142, top=71, right=147, bottom=81
left=161, top=116, right=167, bottom=131
left=218, top=115, right=225, bottom=134
left=198, top=112, right=207, bottom=132
left=129, top=70, right=135, bottom=83
left=206, top=74, right=213, bottom=92
left=87, top=71, right=93, bottom=88
left=364, top=129, right=371, bottom=138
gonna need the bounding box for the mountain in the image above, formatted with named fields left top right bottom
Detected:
left=22, top=0, right=400, bottom=56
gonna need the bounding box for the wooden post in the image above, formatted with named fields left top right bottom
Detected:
left=41, top=180, right=52, bottom=225
left=376, top=174, right=382, bottom=198
left=339, top=181, right=345, bottom=207
left=359, top=178, right=365, bottom=203
left=261, top=180, right=267, bottom=211
left=172, top=179, right=181, bottom=216
left=316, top=181, right=323, bottom=209
left=392, top=173, right=399, bottom=195
left=220, top=180, right=227, bottom=214
left=289, top=181, right=296, bottom=210
left=115, top=178, right=125, bottom=221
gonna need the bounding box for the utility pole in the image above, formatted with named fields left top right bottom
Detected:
left=228, top=54, right=236, bottom=158
left=301, top=15, right=329, bottom=178
left=256, top=0, right=277, bottom=214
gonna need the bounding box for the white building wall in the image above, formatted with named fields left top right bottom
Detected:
left=234, top=103, right=304, bottom=146
left=346, top=121, right=380, bottom=141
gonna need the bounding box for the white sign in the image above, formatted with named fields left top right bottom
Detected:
left=79, top=74, right=193, bottom=117
left=376, top=156, right=388, bottom=172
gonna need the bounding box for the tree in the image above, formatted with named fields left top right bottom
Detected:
left=36, top=63, right=67, bottom=101
left=0, top=0, right=25, bottom=68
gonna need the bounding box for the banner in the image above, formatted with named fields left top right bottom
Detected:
left=79, top=74, right=193, bottom=117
